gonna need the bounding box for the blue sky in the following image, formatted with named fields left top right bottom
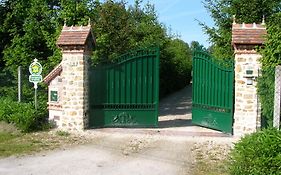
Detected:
left=126, top=0, right=214, bottom=47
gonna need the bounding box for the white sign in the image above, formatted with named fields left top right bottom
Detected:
left=29, top=59, right=43, bottom=89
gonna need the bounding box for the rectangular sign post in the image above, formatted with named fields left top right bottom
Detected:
left=18, top=66, right=22, bottom=102
left=29, top=59, right=42, bottom=110
left=34, top=83, right=38, bottom=110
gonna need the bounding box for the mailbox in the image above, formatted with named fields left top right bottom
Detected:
left=243, top=63, right=257, bottom=85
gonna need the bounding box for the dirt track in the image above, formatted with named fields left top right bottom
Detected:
left=0, top=86, right=235, bottom=175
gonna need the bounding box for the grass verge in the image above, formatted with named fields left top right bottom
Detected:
left=0, top=122, right=89, bottom=158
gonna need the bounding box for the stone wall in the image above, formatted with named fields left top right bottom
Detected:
left=233, top=51, right=261, bottom=136
left=60, top=52, right=89, bottom=131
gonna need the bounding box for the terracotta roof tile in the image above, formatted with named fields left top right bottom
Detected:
left=57, top=26, right=94, bottom=46
left=43, top=64, right=62, bottom=84
left=232, top=23, right=267, bottom=45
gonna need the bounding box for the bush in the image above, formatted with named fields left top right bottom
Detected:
left=0, top=97, right=48, bottom=132
left=257, top=67, right=275, bottom=126
left=229, top=128, right=281, bottom=175
left=258, top=13, right=281, bottom=126
left=159, top=39, right=192, bottom=97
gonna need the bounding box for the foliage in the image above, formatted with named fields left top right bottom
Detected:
left=257, top=12, right=281, bottom=125
left=92, top=0, right=132, bottom=62
left=1, top=0, right=61, bottom=74
left=160, top=39, right=192, bottom=97
left=0, top=66, right=48, bottom=105
left=229, top=128, right=281, bottom=175
left=0, top=97, right=48, bottom=132
left=128, top=1, right=168, bottom=49
left=0, top=0, right=61, bottom=109
left=190, top=41, right=206, bottom=51
left=201, top=0, right=281, bottom=60
left=92, top=0, right=169, bottom=61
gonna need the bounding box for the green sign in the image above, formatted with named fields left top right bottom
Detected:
left=29, top=75, right=42, bottom=83
left=50, top=90, right=58, bottom=102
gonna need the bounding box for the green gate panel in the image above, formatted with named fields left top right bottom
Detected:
left=192, top=107, right=233, bottom=134
left=89, top=48, right=159, bottom=128
left=192, top=50, right=234, bottom=134
left=89, top=109, right=158, bottom=128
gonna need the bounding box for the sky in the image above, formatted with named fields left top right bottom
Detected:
left=126, top=0, right=215, bottom=47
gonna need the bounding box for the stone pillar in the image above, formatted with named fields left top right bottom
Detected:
left=56, top=25, right=95, bottom=131
left=232, top=22, right=266, bottom=136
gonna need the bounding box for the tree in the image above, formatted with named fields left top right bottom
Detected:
left=0, top=0, right=59, bottom=100
left=92, top=0, right=132, bottom=62
left=128, top=1, right=168, bottom=49
left=257, top=12, right=281, bottom=125
left=190, top=41, right=205, bottom=52
left=201, top=0, right=281, bottom=60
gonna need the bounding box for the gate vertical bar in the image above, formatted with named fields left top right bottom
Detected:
left=155, top=48, right=160, bottom=125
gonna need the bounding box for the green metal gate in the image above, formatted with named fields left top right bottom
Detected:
left=89, top=48, right=159, bottom=128
left=192, top=50, right=234, bottom=134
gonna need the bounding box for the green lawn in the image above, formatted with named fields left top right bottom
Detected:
left=0, top=132, right=42, bottom=157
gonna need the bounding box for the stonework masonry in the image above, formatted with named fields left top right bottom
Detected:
left=233, top=52, right=262, bottom=136
left=60, top=52, right=90, bottom=131
left=44, top=25, right=95, bottom=132
left=232, top=22, right=266, bottom=136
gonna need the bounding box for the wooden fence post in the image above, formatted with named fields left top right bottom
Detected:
left=274, top=65, right=281, bottom=129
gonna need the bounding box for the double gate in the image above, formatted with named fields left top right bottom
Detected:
left=89, top=47, right=233, bottom=133
left=192, top=50, right=234, bottom=134
left=89, top=48, right=159, bottom=128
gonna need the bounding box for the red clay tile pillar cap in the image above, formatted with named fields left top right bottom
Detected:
left=56, top=21, right=95, bottom=50
left=231, top=21, right=267, bottom=46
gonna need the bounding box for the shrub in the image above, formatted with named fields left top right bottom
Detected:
left=258, top=13, right=281, bottom=126
left=229, top=128, right=281, bottom=175
left=0, top=97, right=48, bottom=132
left=159, top=39, right=192, bottom=97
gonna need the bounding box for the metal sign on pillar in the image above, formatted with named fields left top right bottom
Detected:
left=29, top=59, right=43, bottom=109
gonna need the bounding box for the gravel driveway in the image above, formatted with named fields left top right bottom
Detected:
left=0, top=85, right=236, bottom=175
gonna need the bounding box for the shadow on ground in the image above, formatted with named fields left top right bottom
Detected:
left=158, top=119, right=193, bottom=128
left=159, top=85, right=192, bottom=116
left=158, top=85, right=194, bottom=128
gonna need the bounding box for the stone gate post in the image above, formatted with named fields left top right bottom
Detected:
left=56, top=24, right=95, bottom=131
left=232, top=22, right=266, bottom=136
